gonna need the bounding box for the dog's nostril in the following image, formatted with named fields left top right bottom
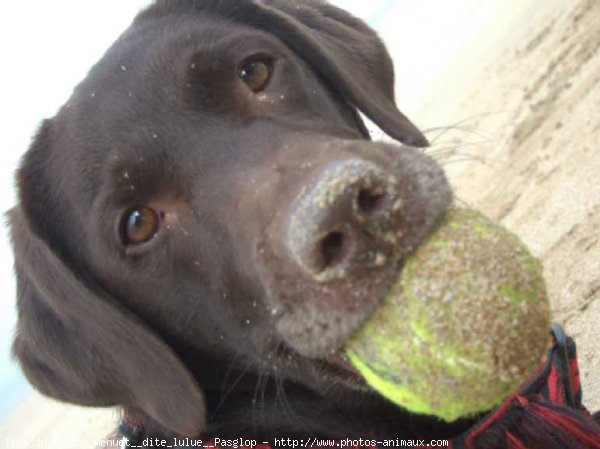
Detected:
left=320, top=231, right=346, bottom=271
left=285, top=160, right=408, bottom=278
left=357, top=188, right=386, bottom=214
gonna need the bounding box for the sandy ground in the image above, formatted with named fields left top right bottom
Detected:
left=413, top=0, right=600, bottom=413
left=1, top=0, right=598, bottom=444
left=0, top=391, right=117, bottom=447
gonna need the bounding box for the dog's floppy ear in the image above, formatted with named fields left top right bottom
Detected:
left=9, top=122, right=205, bottom=437
left=144, top=0, right=426, bottom=144
left=232, top=0, right=428, bottom=146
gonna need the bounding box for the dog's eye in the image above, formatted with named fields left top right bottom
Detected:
left=121, top=206, right=161, bottom=245
left=239, top=58, right=272, bottom=92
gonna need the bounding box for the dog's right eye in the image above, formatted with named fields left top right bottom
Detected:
left=121, top=206, right=161, bottom=245
left=239, top=57, right=273, bottom=92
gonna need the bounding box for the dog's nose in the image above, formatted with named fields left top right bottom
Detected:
left=285, top=159, right=409, bottom=281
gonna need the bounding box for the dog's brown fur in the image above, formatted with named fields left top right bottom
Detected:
left=10, top=1, right=600, bottom=446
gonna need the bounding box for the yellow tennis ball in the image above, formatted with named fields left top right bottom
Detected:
left=345, top=208, right=550, bottom=422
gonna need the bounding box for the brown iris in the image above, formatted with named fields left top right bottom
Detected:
left=239, top=58, right=272, bottom=92
left=122, top=206, right=160, bottom=245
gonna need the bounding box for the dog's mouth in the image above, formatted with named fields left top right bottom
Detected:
left=323, top=352, right=364, bottom=382
left=268, top=336, right=367, bottom=389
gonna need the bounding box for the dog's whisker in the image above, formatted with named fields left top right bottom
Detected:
left=260, top=371, right=270, bottom=423
left=423, top=124, right=498, bottom=144
left=430, top=144, right=496, bottom=169
left=426, top=135, right=497, bottom=151
left=217, top=354, right=254, bottom=410
left=424, top=122, right=497, bottom=135
left=251, top=372, right=261, bottom=434
left=431, top=151, right=487, bottom=166
left=246, top=335, right=278, bottom=433
left=430, top=146, right=489, bottom=160
left=437, top=152, right=492, bottom=167
left=251, top=369, right=271, bottom=434
left=274, top=373, right=292, bottom=418
left=428, top=137, right=497, bottom=154
left=440, top=157, right=493, bottom=169
left=422, top=109, right=516, bottom=144
left=430, top=148, right=493, bottom=168
left=270, top=342, right=299, bottom=427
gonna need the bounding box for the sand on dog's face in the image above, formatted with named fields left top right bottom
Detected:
left=346, top=208, right=551, bottom=422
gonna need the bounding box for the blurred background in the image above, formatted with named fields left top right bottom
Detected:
left=4, top=0, right=598, bottom=444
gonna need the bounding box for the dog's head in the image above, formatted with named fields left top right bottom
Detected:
left=10, top=0, right=455, bottom=438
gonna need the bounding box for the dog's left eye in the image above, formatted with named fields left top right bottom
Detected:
left=121, top=206, right=161, bottom=245
left=239, top=57, right=272, bottom=92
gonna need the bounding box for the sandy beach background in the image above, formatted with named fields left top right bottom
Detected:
left=1, top=0, right=598, bottom=445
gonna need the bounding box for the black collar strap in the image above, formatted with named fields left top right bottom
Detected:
left=119, top=324, right=600, bottom=448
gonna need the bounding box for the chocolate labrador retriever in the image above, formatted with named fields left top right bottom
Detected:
left=10, top=0, right=600, bottom=447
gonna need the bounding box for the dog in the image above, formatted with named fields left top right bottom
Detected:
left=9, top=1, right=600, bottom=447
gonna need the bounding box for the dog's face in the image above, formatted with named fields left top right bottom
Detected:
left=11, top=0, right=459, bottom=439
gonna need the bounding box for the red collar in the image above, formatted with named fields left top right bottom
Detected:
left=119, top=324, right=600, bottom=448
left=450, top=323, right=599, bottom=448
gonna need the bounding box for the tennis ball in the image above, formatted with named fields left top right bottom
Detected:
left=345, top=208, right=550, bottom=422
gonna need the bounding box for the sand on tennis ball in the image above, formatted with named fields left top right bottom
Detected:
left=345, top=208, right=551, bottom=422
